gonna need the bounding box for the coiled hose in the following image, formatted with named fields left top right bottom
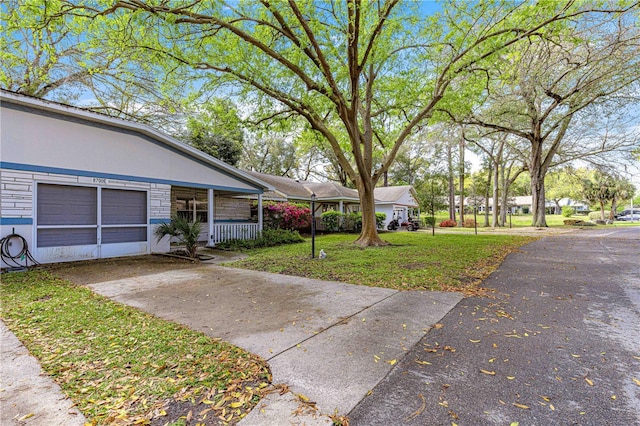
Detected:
left=0, top=233, right=39, bottom=270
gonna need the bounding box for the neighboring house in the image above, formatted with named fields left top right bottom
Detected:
left=374, top=185, right=420, bottom=228
left=465, top=195, right=588, bottom=215
left=244, top=171, right=361, bottom=229
left=244, top=171, right=420, bottom=229
left=546, top=197, right=590, bottom=214
left=0, top=90, right=271, bottom=267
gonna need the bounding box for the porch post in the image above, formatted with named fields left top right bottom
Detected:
left=258, top=193, right=263, bottom=232
left=207, top=188, right=215, bottom=247
left=339, top=200, right=344, bottom=214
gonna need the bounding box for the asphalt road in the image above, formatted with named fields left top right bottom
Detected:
left=349, top=227, right=640, bottom=425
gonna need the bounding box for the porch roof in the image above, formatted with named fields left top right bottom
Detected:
left=244, top=170, right=360, bottom=202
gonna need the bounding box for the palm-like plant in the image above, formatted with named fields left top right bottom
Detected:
left=154, top=215, right=202, bottom=258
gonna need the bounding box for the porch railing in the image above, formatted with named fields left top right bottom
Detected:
left=211, top=222, right=260, bottom=244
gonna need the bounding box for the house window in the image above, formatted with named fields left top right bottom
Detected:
left=176, top=198, right=208, bottom=223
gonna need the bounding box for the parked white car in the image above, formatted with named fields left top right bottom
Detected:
left=616, top=213, right=640, bottom=221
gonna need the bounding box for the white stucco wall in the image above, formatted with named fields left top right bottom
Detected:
left=1, top=105, right=259, bottom=192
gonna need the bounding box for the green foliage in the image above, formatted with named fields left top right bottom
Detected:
left=422, top=216, right=437, bottom=228
left=154, top=215, right=202, bottom=258
left=321, top=211, right=344, bottom=232
left=376, top=212, right=387, bottom=230
left=561, top=206, right=574, bottom=217
left=184, top=99, right=244, bottom=165
left=228, top=233, right=535, bottom=291
left=216, top=229, right=304, bottom=250
left=0, top=271, right=270, bottom=424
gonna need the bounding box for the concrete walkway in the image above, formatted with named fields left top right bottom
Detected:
left=1, top=263, right=462, bottom=425
left=0, top=322, right=87, bottom=426
left=86, top=266, right=462, bottom=424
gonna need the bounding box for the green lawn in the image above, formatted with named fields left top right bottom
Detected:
left=429, top=213, right=640, bottom=229
left=0, top=271, right=271, bottom=425
left=227, top=232, right=536, bottom=292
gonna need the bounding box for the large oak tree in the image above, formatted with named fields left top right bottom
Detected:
left=66, top=0, right=636, bottom=244
left=458, top=6, right=640, bottom=226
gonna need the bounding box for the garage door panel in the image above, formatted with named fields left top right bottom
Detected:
left=102, top=226, right=147, bottom=244
left=37, top=228, right=97, bottom=248
left=102, top=189, right=147, bottom=225
left=37, top=184, right=97, bottom=226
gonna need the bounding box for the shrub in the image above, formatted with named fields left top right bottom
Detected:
left=422, top=216, right=436, bottom=228
left=154, top=215, right=202, bottom=258
left=561, top=206, right=574, bottom=217
left=463, top=218, right=476, bottom=228
left=216, top=229, right=304, bottom=250
left=563, top=219, right=585, bottom=226
left=321, top=210, right=344, bottom=232
left=259, top=201, right=311, bottom=231
left=375, top=212, right=387, bottom=230
left=439, top=219, right=457, bottom=227
left=588, top=211, right=610, bottom=220
left=522, top=207, right=530, bottom=214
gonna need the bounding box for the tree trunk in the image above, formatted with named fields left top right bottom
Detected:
left=531, top=169, right=548, bottom=227
left=484, top=164, right=491, bottom=227
left=458, top=133, right=465, bottom=227
left=448, top=144, right=456, bottom=221
left=354, top=178, right=387, bottom=246
left=609, top=199, right=617, bottom=220
left=530, top=139, right=548, bottom=227
left=492, top=158, right=500, bottom=227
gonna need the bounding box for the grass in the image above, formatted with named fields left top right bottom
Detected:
left=0, top=271, right=271, bottom=425
left=227, top=232, right=536, bottom=292
left=428, top=213, right=640, bottom=230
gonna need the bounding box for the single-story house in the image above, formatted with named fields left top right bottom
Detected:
left=244, top=170, right=362, bottom=229
left=374, top=185, right=420, bottom=228
left=244, top=171, right=420, bottom=229
left=0, top=89, right=272, bottom=267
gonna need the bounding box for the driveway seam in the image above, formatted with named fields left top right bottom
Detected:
left=264, top=290, right=400, bottom=361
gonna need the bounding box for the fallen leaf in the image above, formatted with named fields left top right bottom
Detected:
left=405, top=393, right=426, bottom=421
left=415, top=360, right=432, bottom=365
left=585, top=377, right=594, bottom=386
left=632, top=378, right=640, bottom=386
left=611, top=395, right=617, bottom=400
left=434, top=323, right=444, bottom=329
left=539, top=395, right=551, bottom=402
left=386, top=359, right=397, bottom=365
left=571, top=354, right=581, bottom=358
left=18, top=414, right=34, bottom=421
left=507, top=376, right=515, bottom=380
left=469, top=339, right=481, bottom=343
left=230, top=402, right=243, bottom=408
left=513, top=403, right=530, bottom=409
left=549, top=404, right=555, bottom=411
left=480, top=369, right=496, bottom=375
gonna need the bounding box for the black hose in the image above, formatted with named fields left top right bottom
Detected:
left=0, top=233, right=39, bottom=270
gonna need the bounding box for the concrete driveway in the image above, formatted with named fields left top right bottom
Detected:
left=85, top=263, right=462, bottom=424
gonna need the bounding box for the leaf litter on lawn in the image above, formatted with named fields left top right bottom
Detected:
left=1, top=271, right=271, bottom=425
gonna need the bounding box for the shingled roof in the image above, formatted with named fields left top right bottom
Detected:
left=244, top=170, right=360, bottom=202
left=374, top=185, right=416, bottom=204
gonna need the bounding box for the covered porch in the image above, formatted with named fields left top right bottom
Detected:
left=171, top=186, right=264, bottom=245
